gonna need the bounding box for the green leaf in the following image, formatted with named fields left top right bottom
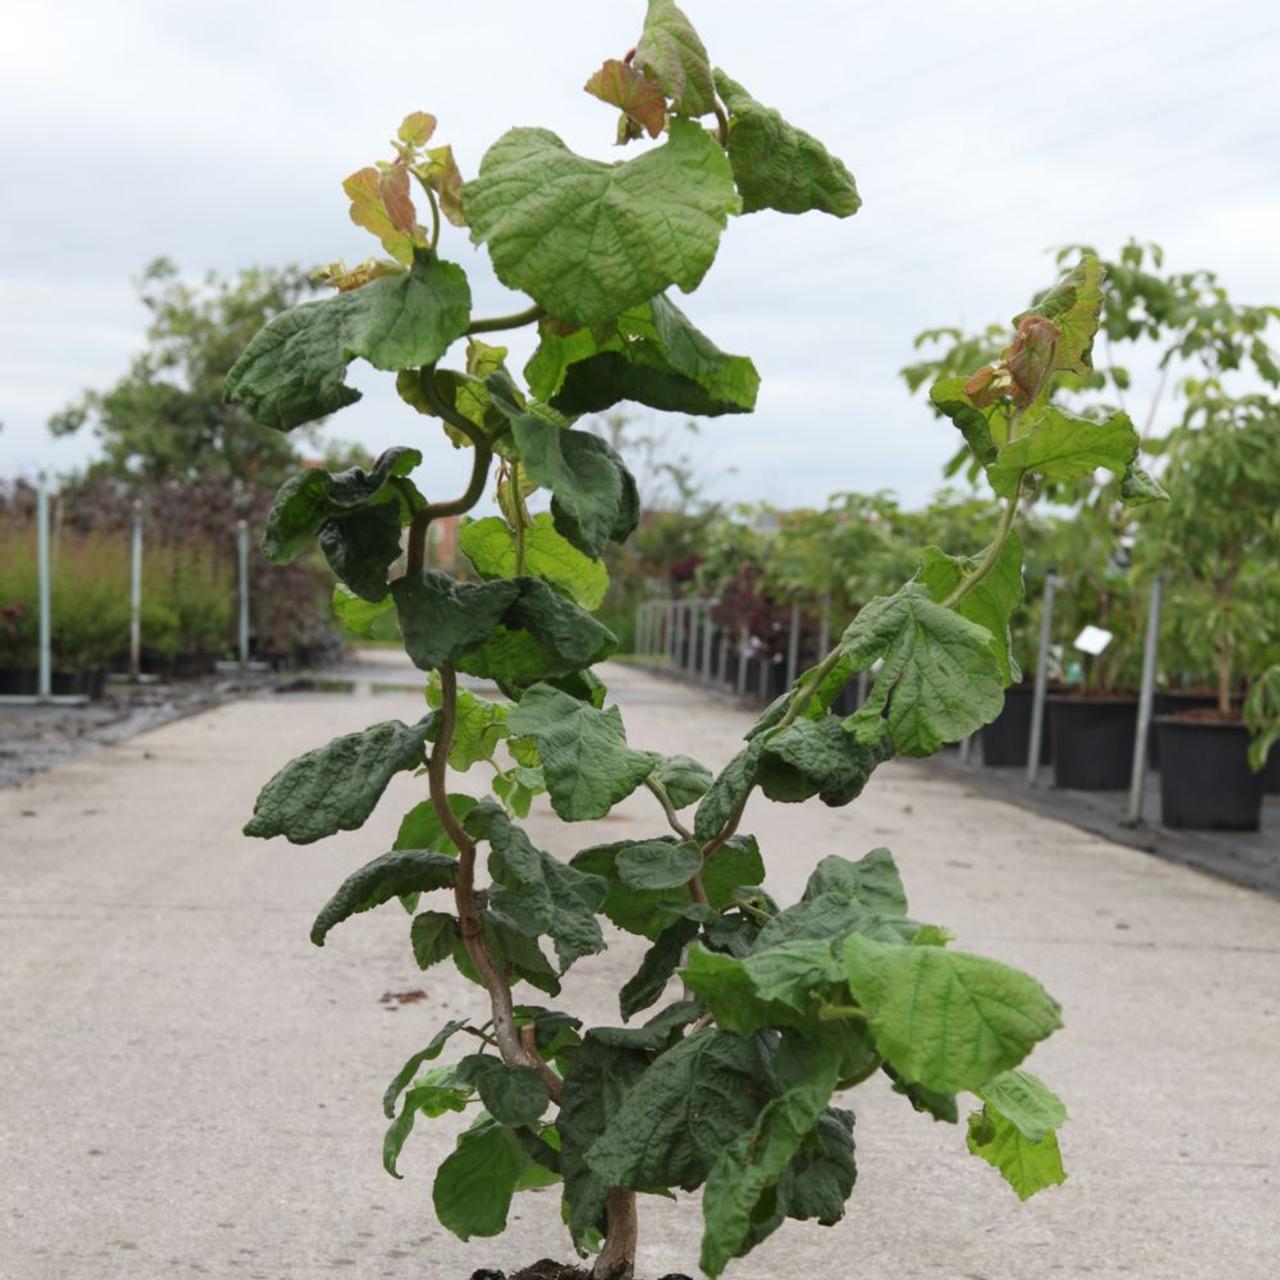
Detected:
left=466, top=802, right=608, bottom=968
left=559, top=1036, right=652, bottom=1245
left=584, top=57, right=668, bottom=139
left=647, top=753, right=713, bottom=810
left=433, top=1118, right=528, bottom=1240
left=987, top=405, right=1138, bottom=497
left=244, top=718, right=431, bottom=845
left=966, top=1106, right=1065, bottom=1201
left=410, top=911, right=457, bottom=970
left=424, top=677, right=510, bottom=771
left=699, top=1043, right=840, bottom=1276
left=309, top=850, right=455, bottom=946
left=754, top=894, right=917, bottom=951
left=462, top=119, right=739, bottom=327
left=524, top=295, right=759, bottom=418
left=572, top=835, right=763, bottom=940
left=455, top=911, right=562, bottom=997
left=713, top=71, right=860, bottom=218
left=456, top=1055, right=549, bottom=1127
left=802, top=849, right=908, bottom=916
left=842, top=934, right=1063, bottom=1094
left=459, top=514, right=608, bottom=611
left=507, top=683, right=656, bottom=821
left=394, top=793, right=477, bottom=854
left=883, top=1063, right=958, bottom=1124
left=586, top=1029, right=770, bottom=1193
left=620, top=917, right=702, bottom=1021
left=397, top=339, right=513, bottom=444
left=488, top=377, right=640, bottom=559
left=225, top=250, right=471, bottom=431
left=261, top=447, right=420, bottom=564
left=319, top=503, right=404, bottom=602
left=756, top=715, right=891, bottom=805
left=977, top=1069, right=1068, bottom=1141
left=929, top=376, right=1007, bottom=465
left=840, top=584, right=1004, bottom=757
left=1014, top=253, right=1105, bottom=377
left=331, top=583, right=399, bottom=641
left=781, top=1106, right=856, bottom=1224
left=616, top=838, right=702, bottom=890
left=1120, top=462, right=1169, bottom=506
left=392, top=571, right=522, bottom=672
left=693, top=741, right=764, bottom=843
left=917, top=532, right=1024, bottom=685
left=634, top=0, right=717, bottom=117
left=382, top=1020, right=470, bottom=1118
left=384, top=1073, right=471, bottom=1178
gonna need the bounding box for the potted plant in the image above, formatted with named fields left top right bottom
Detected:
left=227, top=5, right=1157, bottom=1274
left=1149, top=395, right=1280, bottom=829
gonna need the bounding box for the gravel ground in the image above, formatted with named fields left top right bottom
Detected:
left=3, top=657, right=1278, bottom=1279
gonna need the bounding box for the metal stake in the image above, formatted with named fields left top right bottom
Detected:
left=129, top=501, right=143, bottom=680
left=1026, top=572, right=1060, bottom=787
left=700, top=599, right=714, bottom=682
left=1127, top=574, right=1164, bottom=825
left=818, top=593, right=831, bottom=660
left=786, top=601, right=801, bottom=687
left=37, top=475, right=52, bottom=700
left=736, top=626, right=749, bottom=696
left=237, top=520, right=251, bottom=668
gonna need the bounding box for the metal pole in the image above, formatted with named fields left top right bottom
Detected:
left=959, top=735, right=973, bottom=764
left=1127, top=574, right=1164, bottom=825
left=237, top=519, right=251, bottom=668
left=856, top=668, right=869, bottom=708
left=700, top=599, right=714, bottom=682
left=129, top=501, right=143, bottom=680
left=818, top=593, right=831, bottom=659
left=736, top=625, right=749, bottom=696
left=37, top=475, right=52, bottom=700
left=717, top=627, right=728, bottom=685
left=786, top=601, right=801, bottom=687
left=666, top=599, right=677, bottom=665
left=1026, top=572, right=1060, bottom=787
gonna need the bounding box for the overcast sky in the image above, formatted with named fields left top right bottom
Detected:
left=3, top=0, right=1278, bottom=509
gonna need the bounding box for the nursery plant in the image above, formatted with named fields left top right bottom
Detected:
left=228, top=5, right=1158, bottom=1275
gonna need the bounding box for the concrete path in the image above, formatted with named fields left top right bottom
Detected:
left=3, top=658, right=1278, bottom=1279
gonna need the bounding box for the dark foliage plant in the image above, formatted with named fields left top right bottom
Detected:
left=230, top=5, right=1161, bottom=1275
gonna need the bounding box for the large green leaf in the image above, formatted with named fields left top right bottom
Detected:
left=978, top=1069, right=1068, bottom=1142
left=842, top=934, right=1063, bottom=1094
left=781, top=1106, right=856, bottom=1224
left=693, top=740, right=764, bottom=843
left=225, top=250, right=471, bottom=431
left=754, top=894, right=918, bottom=951
left=309, top=850, right=456, bottom=945
left=713, top=71, right=860, bottom=218
left=261, top=447, right=419, bottom=563
left=424, top=681, right=509, bottom=772
left=647, top=753, right=713, bottom=810
left=917, top=532, right=1024, bottom=685
left=756, top=714, right=891, bottom=805
left=433, top=1118, right=529, bottom=1240
left=699, top=1043, right=840, bottom=1276
left=524, top=295, right=759, bottom=418
left=244, top=718, right=431, bottom=844
left=462, top=119, right=739, bottom=327
left=331, top=584, right=399, bottom=642
left=840, top=584, right=1005, bottom=756
left=318, top=503, right=405, bottom=603
left=987, top=405, right=1138, bottom=497
left=616, top=838, right=702, bottom=890
left=455, top=1055, right=549, bottom=1128
left=394, top=793, right=478, bottom=855
left=487, top=375, right=640, bottom=558
left=392, top=571, right=522, bottom=671
left=802, top=849, right=908, bottom=917
left=586, top=1030, right=770, bottom=1192
left=459, top=514, right=608, bottom=611
left=572, top=834, right=763, bottom=940
left=466, top=802, right=608, bottom=968
left=507, top=683, right=656, bottom=821
left=410, top=910, right=457, bottom=970
left=634, top=0, right=717, bottom=116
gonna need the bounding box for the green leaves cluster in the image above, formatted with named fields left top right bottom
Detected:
left=227, top=6, right=1085, bottom=1277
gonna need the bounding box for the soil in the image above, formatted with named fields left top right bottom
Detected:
left=1168, top=706, right=1243, bottom=724
left=1049, top=688, right=1138, bottom=702
left=469, top=1266, right=692, bottom=1280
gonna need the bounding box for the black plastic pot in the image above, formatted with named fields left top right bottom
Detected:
left=1149, top=689, right=1221, bottom=767
left=723, top=650, right=740, bottom=690
left=0, top=666, right=37, bottom=695
left=981, top=684, right=1051, bottom=767
left=1260, top=749, right=1280, bottom=796
left=1155, top=715, right=1263, bottom=831
left=1048, top=695, right=1138, bottom=790
left=832, top=672, right=872, bottom=718
left=765, top=659, right=787, bottom=700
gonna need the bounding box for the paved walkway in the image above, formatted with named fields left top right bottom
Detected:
left=3, top=658, right=1278, bottom=1279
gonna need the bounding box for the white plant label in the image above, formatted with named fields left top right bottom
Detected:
left=1074, top=625, right=1113, bottom=656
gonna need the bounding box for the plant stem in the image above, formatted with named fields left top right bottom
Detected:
left=466, top=303, right=546, bottom=335
left=644, top=777, right=694, bottom=842
left=941, top=477, right=1023, bottom=609
left=430, top=665, right=562, bottom=1101
left=512, top=462, right=527, bottom=575
left=405, top=368, right=494, bottom=576
left=594, top=1190, right=638, bottom=1280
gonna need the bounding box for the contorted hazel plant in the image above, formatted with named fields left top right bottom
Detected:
left=228, top=4, right=1164, bottom=1276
